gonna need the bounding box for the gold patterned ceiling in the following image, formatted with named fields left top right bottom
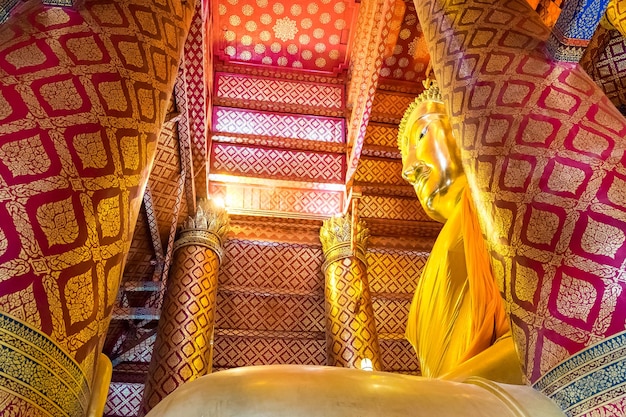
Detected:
left=213, top=0, right=430, bottom=82
left=213, top=0, right=357, bottom=73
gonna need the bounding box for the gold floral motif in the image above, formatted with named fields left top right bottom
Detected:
left=0, top=134, right=51, bottom=177
left=88, top=3, right=124, bottom=25
left=546, top=162, right=587, bottom=194
left=0, top=93, right=11, bottom=120
left=320, top=214, right=369, bottom=269
left=539, top=337, right=569, bottom=376
left=97, top=196, right=121, bottom=238
left=0, top=395, right=50, bottom=417
left=106, top=262, right=122, bottom=308
left=580, top=217, right=625, bottom=259
left=606, top=176, right=626, bottom=207
left=0, top=0, right=194, bottom=393
left=64, top=270, right=94, bottom=325
left=65, top=36, right=103, bottom=63
left=117, top=42, right=144, bottom=68
left=0, top=228, right=6, bottom=258
left=97, top=79, right=130, bottom=113
left=4, top=43, right=47, bottom=71
left=0, top=312, right=90, bottom=417
left=40, top=78, right=84, bottom=112
left=36, top=197, right=79, bottom=247
left=502, top=158, right=533, bottom=189
left=34, top=7, right=71, bottom=27
left=174, top=199, right=230, bottom=262
left=514, top=262, right=539, bottom=303
left=73, top=131, right=108, bottom=169
left=525, top=207, right=560, bottom=246
left=273, top=17, right=298, bottom=41
left=119, top=134, right=140, bottom=171
left=0, top=285, right=41, bottom=328
left=556, top=274, right=597, bottom=322
left=134, top=10, right=158, bottom=35
left=152, top=50, right=168, bottom=81
left=136, top=87, right=155, bottom=120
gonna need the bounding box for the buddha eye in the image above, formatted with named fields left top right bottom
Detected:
left=419, top=126, right=428, bottom=140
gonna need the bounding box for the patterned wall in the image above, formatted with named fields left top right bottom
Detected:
left=368, top=247, right=425, bottom=374
left=359, top=195, right=431, bottom=222
left=214, top=72, right=344, bottom=116
left=363, top=123, right=401, bottom=150
left=213, top=106, right=345, bottom=142
left=370, top=91, right=415, bottom=124
left=104, top=383, right=144, bottom=417
left=211, top=236, right=426, bottom=375
left=355, top=158, right=405, bottom=186
left=213, top=239, right=326, bottom=370
left=211, top=143, right=345, bottom=183
left=210, top=182, right=344, bottom=217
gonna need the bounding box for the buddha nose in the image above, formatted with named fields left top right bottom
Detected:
left=403, top=165, right=420, bottom=184
left=403, top=167, right=416, bottom=183
left=402, top=153, right=419, bottom=183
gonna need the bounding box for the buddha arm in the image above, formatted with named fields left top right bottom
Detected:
left=414, top=0, right=626, bottom=402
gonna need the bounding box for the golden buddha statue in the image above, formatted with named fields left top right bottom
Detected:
left=397, top=80, right=520, bottom=382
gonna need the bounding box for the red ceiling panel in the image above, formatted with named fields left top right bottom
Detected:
left=213, top=0, right=358, bottom=73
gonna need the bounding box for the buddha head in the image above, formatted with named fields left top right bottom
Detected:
left=398, top=81, right=467, bottom=223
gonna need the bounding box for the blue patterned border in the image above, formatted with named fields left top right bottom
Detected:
left=554, top=0, right=610, bottom=40
left=533, top=331, right=626, bottom=416
left=0, top=312, right=90, bottom=417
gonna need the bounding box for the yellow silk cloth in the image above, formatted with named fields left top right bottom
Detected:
left=406, top=189, right=510, bottom=378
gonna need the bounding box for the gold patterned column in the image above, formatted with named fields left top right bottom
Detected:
left=0, top=0, right=193, bottom=415
left=320, top=215, right=381, bottom=370
left=140, top=200, right=229, bottom=415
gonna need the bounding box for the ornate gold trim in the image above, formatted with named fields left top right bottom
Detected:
left=321, top=242, right=367, bottom=273
left=174, top=229, right=225, bottom=263
left=0, top=311, right=90, bottom=417
left=533, top=330, right=626, bottom=416
left=174, top=199, right=229, bottom=263
left=320, top=214, right=369, bottom=271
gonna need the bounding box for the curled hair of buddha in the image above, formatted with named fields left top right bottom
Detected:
left=397, top=79, right=443, bottom=151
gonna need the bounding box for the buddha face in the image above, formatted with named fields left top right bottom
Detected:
left=400, top=100, right=467, bottom=223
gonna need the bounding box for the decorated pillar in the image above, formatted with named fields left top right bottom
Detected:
left=140, top=200, right=228, bottom=415
left=545, top=0, right=611, bottom=61
left=319, top=215, right=381, bottom=370
left=414, top=0, right=626, bottom=414
left=0, top=0, right=192, bottom=415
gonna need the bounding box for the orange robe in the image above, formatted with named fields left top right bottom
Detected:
left=406, top=189, right=510, bottom=378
